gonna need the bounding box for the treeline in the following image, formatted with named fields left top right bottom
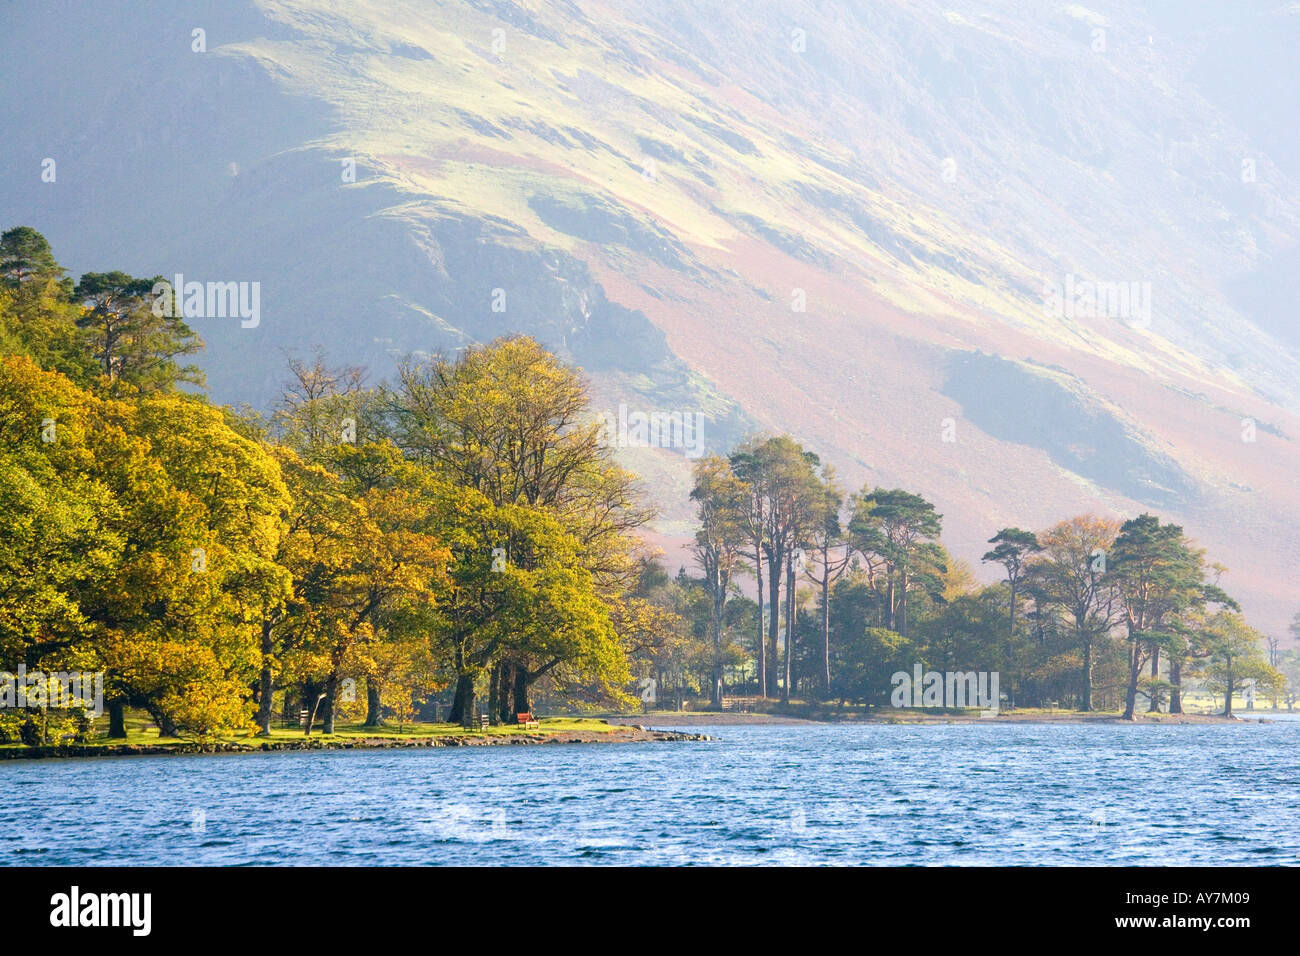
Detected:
left=0, top=226, right=1287, bottom=744
left=0, top=227, right=680, bottom=742
left=681, top=435, right=1286, bottom=718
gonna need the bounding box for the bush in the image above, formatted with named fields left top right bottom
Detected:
left=0, top=711, right=21, bottom=744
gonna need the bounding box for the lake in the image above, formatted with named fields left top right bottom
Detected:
left=6, top=722, right=1299, bottom=865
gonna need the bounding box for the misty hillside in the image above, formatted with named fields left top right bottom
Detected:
left=3, top=0, right=1299, bottom=632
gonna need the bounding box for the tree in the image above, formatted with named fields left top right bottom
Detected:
left=271, top=451, right=448, bottom=735
left=388, top=335, right=648, bottom=572
left=99, top=392, right=291, bottom=737
left=729, top=448, right=768, bottom=697
left=73, top=272, right=204, bottom=395
left=0, top=229, right=94, bottom=385
left=1201, top=612, right=1279, bottom=717
left=0, top=227, right=67, bottom=289
left=426, top=480, right=624, bottom=728
left=1108, top=514, right=1205, bottom=719
left=612, top=581, right=693, bottom=712
left=388, top=336, right=650, bottom=715
left=1162, top=569, right=1239, bottom=714
left=271, top=361, right=447, bottom=730
left=834, top=623, right=914, bottom=709
left=689, top=455, right=749, bottom=707
left=274, top=349, right=369, bottom=456
left=916, top=586, right=1009, bottom=684
left=804, top=468, right=850, bottom=696
left=0, top=357, right=124, bottom=683
left=1029, top=516, right=1120, bottom=711
left=850, top=488, right=945, bottom=638
left=730, top=436, right=823, bottom=701
left=983, top=528, right=1041, bottom=639
left=0, top=354, right=293, bottom=738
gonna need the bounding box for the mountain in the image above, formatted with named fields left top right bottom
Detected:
left=3, top=0, right=1299, bottom=633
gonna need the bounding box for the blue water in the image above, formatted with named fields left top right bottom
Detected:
left=5, top=723, right=1299, bottom=865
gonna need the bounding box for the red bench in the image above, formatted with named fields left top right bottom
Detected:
left=516, top=712, right=539, bottom=729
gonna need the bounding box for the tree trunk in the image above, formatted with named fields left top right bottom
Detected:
left=497, top=663, right=514, bottom=724
left=256, top=620, right=274, bottom=736
left=1147, top=646, right=1161, bottom=712
left=710, top=584, right=724, bottom=709
left=1008, top=579, right=1017, bottom=637
left=321, top=673, right=339, bottom=734
left=364, top=683, right=382, bottom=726
left=766, top=548, right=782, bottom=698
left=1224, top=657, right=1234, bottom=718
left=448, top=672, right=474, bottom=727
left=513, top=666, right=530, bottom=718
left=781, top=559, right=794, bottom=703
left=884, top=574, right=895, bottom=631
left=898, top=568, right=909, bottom=638
left=1081, top=637, right=1093, bottom=712
left=303, top=680, right=319, bottom=735
left=150, top=708, right=179, bottom=738
left=1123, top=640, right=1140, bottom=720
left=821, top=570, right=831, bottom=697
left=755, top=542, right=765, bottom=698
left=107, top=698, right=127, bottom=739
left=1168, top=658, right=1183, bottom=714
left=487, top=662, right=501, bottom=725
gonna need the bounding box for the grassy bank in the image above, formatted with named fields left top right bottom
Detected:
left=0, top=709, right=692, bottom=759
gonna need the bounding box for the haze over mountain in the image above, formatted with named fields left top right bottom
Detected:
left=3, top=0, right=1299, bottom=633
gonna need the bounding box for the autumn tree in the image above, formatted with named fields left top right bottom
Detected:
left=387, top=336, right=650, bottom=717
left=0, top=355, right=291, bottom=738
left=0, top=228, right=95, bottom=386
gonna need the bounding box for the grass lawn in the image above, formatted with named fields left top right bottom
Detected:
left=0, top=710, right=619, bottom=749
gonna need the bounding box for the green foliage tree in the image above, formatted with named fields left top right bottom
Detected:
left=1200, top=611, right=1280, bottom=717
left=850, top=488, right=945, bottom=639
left=729, top=435, right=823, bottom=700
left=804, top=466, right=850, bottom=698
left=982, top=527, right=1041, bottom=638
left=1109, top=514, right=1207, bottom=719
left=689, top=454, right=749, bottom=706
left=74, top=271, right=204, bottom=395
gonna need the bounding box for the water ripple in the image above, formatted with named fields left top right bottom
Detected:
left=4, top=722, right=1299, bottom=865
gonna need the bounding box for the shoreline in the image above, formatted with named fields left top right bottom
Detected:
left=4, top=709, right=1275, bottom=760
left=0, top=725, right=709, bottom=761
left=604, top=711, right=1256, bottom=727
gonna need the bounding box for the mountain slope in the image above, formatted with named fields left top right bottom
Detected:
left=3, top=0, right=1299, bottom=632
